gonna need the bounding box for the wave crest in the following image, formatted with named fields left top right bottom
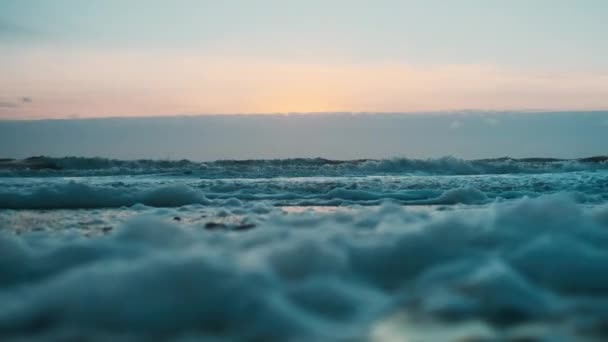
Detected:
left=1, top=155, right=607, bottom=177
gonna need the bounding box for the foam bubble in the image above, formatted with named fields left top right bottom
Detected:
left=1, top=195, right=608, bottom=340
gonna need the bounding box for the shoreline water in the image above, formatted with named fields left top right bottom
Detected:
left=1, top=159, right=608, bottom=340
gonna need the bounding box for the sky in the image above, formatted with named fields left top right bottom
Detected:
left=1, top=0, right=608, bottom=119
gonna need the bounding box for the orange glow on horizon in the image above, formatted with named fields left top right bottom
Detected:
left=1, top=49, right=608, bottom=119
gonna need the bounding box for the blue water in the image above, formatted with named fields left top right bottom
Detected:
left=1, top=157, right=608, bottom=341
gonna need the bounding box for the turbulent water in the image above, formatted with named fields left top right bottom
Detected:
left=1, top=156, right=608, bottom=341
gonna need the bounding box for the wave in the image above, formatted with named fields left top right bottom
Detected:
left=1, top=155, right=607, bottom=177
left=0, top=182, right=210, bottom=209
left=0, top=182, right=482, bottom=209
left=0, top=178, right=602, bottom=209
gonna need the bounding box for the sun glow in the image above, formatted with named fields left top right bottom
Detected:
left=2, top=49, right=608, bottom=119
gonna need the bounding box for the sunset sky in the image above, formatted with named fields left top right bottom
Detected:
left=1, top=0, right=608, bottom=119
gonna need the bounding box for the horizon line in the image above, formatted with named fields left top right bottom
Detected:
left=2, top=109, right=608, bottom=122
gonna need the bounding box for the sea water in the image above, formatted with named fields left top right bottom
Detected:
left=1, top=157, right=608, bottom=341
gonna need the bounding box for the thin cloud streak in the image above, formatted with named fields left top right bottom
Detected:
left=0, top=102, right=17, bottom=108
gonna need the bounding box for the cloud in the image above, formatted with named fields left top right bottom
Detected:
left=0, top=97, right=31, bottom=111
left=0, top=21, right=18, bottom=34
left=0, top=20, right=40, bottom=38
left=0, top=97, right=31, bottom=110
left=0, top=102, right=17, bottom=108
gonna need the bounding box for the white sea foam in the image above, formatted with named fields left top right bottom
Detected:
left=1, top=155, right=608, bottom=340
left=1, top=195, right=608, bottom=340
left=1, top=169, right=607, bottom=209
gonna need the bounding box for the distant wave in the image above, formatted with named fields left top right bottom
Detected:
left=1, top=155, right=607, bottom=177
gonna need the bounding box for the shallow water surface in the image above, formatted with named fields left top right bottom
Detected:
left=1, top=159, right=608, bottom=341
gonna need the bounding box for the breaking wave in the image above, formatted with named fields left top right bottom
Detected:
left=0, top=182, right=490, bottom=209
left=1, top=155, right=607, bottom=177
left=0, top=182, right=210, bottom=209
left=1, top=169, right=607, bottom=209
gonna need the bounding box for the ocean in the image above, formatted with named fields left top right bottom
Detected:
left=1, top=156, right=608, bottom=341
